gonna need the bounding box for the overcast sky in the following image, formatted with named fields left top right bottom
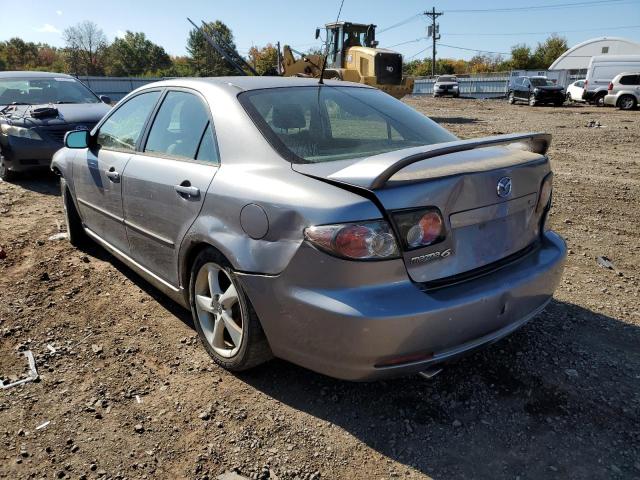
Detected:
left=1, top=0, right=639, bottom=60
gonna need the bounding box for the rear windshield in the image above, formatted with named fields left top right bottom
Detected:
left=239, top=86, right=457, bottom=163
left=0, top=77, right=100, bottom=105
left=530, top=78, right=555, bottom=87
left=437, top=76, right=457, bottom=82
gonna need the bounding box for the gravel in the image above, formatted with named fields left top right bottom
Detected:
left=1, top=97, right=639, bottom=479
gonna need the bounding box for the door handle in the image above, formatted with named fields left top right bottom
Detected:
left=174, top=182, right=200, bottom=198
left=106, top=167, right=120, bottom=182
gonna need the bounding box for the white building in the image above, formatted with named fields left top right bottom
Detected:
left=548, top=37, right=640, bottom=83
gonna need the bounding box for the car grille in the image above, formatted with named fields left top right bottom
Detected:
left=41, top=124, right=95, bottom=145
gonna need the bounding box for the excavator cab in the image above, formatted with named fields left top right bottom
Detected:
left=318, top=22, right=378, bottom=69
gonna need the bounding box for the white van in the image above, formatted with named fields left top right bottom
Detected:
left=583, top=55, right=640, bottom=105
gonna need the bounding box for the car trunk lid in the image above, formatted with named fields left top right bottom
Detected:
left=292, top=133, right=552, bottom=283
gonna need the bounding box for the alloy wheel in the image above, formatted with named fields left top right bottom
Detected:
left=619, top=96, right=635, bottom=110
left=194, top=262, right=244, bottom=358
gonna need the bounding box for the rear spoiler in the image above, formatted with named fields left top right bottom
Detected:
left=295, top=133, right=551, bottom=190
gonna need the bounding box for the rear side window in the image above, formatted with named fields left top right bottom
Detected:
left=145, top=91, right=210, bottom=160
left=97, top=91, right=160, bottom=151
left=620, top=75, right=640, bottom=85
left=195, top=124, right=220, bottom=164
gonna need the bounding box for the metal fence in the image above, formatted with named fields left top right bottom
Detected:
left=414, top=73, right=512, bottom=98
left=76, top=76, right=164, bottom=101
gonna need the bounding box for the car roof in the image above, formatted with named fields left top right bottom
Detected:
left=0, top=71, right=74, bottom=79
left=140, top=76, right=372, bottom=94
left=614, top=71, right=640, bottom=77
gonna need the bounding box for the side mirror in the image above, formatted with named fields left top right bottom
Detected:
left=99, top=95, right=111, bottom=104
left=64, top=129, right=90, bottom=149
left=315, top=28, right=320, bottom=39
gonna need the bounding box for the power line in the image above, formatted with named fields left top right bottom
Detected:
left=446, top=0, right=634, bottom=13
left=444, top=24, right=640, bottom=36
left=378, top=14, right=422, bottom=34
left=438, top=43, right=511, bottom=56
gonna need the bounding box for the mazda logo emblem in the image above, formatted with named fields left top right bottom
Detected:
left=497, top=177, right=512, bottom=198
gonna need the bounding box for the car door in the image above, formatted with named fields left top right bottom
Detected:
left=518, top=78, right=530, bottom=100
left=73, top=90, right=161, bottom=254
left=122, top=89, right=220, bottom=287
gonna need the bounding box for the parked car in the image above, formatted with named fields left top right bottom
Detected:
left=583, top=55, right=640, bottom=106
left=433, top=75, right=460, bottom=97
left=508, top=76, right=565, bottom=106
left=52, top=77, right=566, bottom=381
left=565, top=79, right=586, bottom=103
left=0, top=71, right=111, bottom=181
left=604, top=72, right=639, bottom=110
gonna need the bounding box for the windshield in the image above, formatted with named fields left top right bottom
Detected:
left=530, top=78, right=555, bottom=87
left=239, top=86, right=457, bottom=163
left=437, top=76, right=457, bottom=82
left=0, top=77, right=100, bottom=105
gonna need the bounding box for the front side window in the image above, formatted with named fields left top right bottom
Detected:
left=97, top=91, right=160, bottom=151
left=0, top=77, right=100, bottom=105
left=240, top=86, right=457, bottom=163
left=145, top=91, right=210, bottom=160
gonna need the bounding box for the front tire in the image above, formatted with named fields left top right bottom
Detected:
left=190, top=248, right=272, bottom=372
left=529, top=94, right=537, bottom=106
left=60, top=177, right=88, bottom=248
left=508, top=91, right=515, bottom=104
left=0, top=154, right=16, bottom=182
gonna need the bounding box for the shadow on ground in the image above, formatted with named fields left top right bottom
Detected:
left=10, top=171, right=60, bottom=196
left=81, top=241, right=640, bottom=479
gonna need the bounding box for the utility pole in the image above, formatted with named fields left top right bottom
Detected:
left=424, top=7, right=443, bottom=76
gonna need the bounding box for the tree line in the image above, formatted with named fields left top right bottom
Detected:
left=0, top=20, right=568, bottom=78
left=404, top=35, right=569, bottom=76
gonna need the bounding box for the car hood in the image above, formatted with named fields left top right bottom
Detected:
left=0, top=103, right=111, bottom=127
left=534, top=85, right=563, bottom=92
left=435, top=82, right=458, bottom=86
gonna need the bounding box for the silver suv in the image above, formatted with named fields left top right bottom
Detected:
left=433, top=75, right=460, bottom=98
left=604, top=72, right=639, bottom=110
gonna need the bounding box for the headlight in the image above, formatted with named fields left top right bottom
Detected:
left=533, top=88, right=540, bottom=94
left=452, top=85, right=459, bottom=89
left=305, top=220, right=399, bottom=260
left=0, top=124, right=43, bottom=140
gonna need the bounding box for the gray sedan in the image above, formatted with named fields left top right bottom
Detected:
left=52, top=77, right=566, bottom=381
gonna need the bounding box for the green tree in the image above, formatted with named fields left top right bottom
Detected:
left=532, top=34, right=568, bottom=69
left=248, top=43, right=279, bottom=75
left=63, top=21, right=108, bottom=75
left=509, top=44, right=533, bottom=70
left=0, top=38, right=39, bottom=70
left=187, top=20, right=237, bottom=76
left=107, top=31, right=171, bottom=76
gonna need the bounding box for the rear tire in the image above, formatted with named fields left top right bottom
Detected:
left=60, top=177, right=88, bottom=248
left=594, top=92, right=606, bottom=107
left=190, top=247, right=272, bottom=372
left=0, top=154, right=16, bottom=182
left=618, top=95, right=637, bottom=110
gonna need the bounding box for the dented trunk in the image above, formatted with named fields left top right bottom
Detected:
left=293, top=133, right=552, bottom=284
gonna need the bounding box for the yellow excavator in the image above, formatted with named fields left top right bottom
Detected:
left=188, top=18, right=414, bottom=99
left=281, top=22, right=414, bottom=99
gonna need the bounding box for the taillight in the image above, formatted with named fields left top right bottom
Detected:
left=304, top=220, right=399, bottom=260
left=392, top=208, right=446, bottom=250
left=536, top=172, right=553, bottom=214
left=608, top=82, right=613, bottom=91
left=584, top=80, right=588, bottom=89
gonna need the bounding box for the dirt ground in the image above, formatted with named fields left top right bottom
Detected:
left=1, top=97, right=639, bottom=480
